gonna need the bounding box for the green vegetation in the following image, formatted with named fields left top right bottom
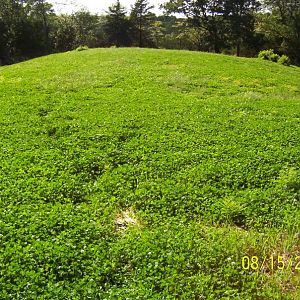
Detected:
left=75, top=45, right=89, bottom=52
left=1, top=48, right=300, bottom=298
left=278, top=55, right=291, bottom=67
left=258, top=49, right=291, bottom=66
left=258, top=49, right=280, bottom=62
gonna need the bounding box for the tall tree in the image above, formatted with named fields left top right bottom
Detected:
left=223, top=0, right=260, bottom=56
left=164, top=0, right=227, bottom=53
left=130, top=0, right=154, bottom=47
left=149, top=20, right=163, bottom=47
left=258, top=0, right=300, bottom=64
left=0, top=0, right=25, bottom=62
left=104, top=0, right=131, bottom=47
left=51, top=14, right=76, bottom=51
left=26, top=0, right=54, bottom=53
left=72, top=10, right=100, bottom=47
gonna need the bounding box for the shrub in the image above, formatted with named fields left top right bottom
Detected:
left=258, top=49, right=291, bottom=66
left=258, top=49, right=274, bottom=60
left=75, top=45, right=89, bottom=51
left=278, top=54, right=291, bottom=66
left=258, top=49, right=279, bottom=62
left=270, top=53, right=280, bottom=62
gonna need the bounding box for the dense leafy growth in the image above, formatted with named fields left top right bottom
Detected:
left=258, top=49, right=291, bottom=66
left=0, top=48, right=300, bottom=298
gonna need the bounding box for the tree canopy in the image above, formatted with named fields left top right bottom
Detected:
left=0, top=0, right=299, bottom=65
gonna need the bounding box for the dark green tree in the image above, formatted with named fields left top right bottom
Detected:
left=27, top=0, right=53, bottom=51
left=104, top=0, right=131, bottom=47
left=164, top=0, right=227, bottom=53
left=72, top=10, right=101, bottom=48
left=258, top=0, right=300, bottom=64
left=130, top=0, right=154, bottom=47
left=0, top=0, right=25, bottom=62
left=0, top=0, right=54, bottom=63
left=51, top=14, right=76, bottom=51
left=223, top=0, right=260, bottom=56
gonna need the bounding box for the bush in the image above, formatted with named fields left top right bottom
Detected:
left=258, top=49, right=291, bottom=66
left=278, top=54, right=291, bottom=66
left=75, top=45, right=89, bottom=51
left=258, top=49, right=279, bottom=62
left=258, top=49, right=274, bottom=60
left=270, top=53, right=280, bottom=62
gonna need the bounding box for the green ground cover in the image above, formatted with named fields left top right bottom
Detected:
left=0, top=48, right=300, bottom=299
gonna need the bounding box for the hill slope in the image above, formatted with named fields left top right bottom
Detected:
left=1, top=48, right=300, bottom=299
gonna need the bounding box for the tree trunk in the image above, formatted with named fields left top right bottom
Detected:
left=214, top=43, right=220, bottom=53
left=40, top=0, right=50, bottom=53
left=139, top=18, right=142, bottom=47
left=236, top=40, right=241, bottom=56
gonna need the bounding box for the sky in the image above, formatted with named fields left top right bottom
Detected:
left=49, top=0, right=165, bottom=15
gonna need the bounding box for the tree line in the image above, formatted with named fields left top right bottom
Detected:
left=0, top=0, right=299, bottom=66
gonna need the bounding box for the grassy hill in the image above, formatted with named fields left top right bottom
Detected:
left=1, top=48, right=300, bottom=299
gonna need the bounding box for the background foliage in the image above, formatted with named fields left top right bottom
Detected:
left=0, top=0, right=299, bottom=65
